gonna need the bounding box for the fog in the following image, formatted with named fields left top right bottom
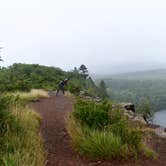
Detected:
left=0, top=0, right=166, bottom=74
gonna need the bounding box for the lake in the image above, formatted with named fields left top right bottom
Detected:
left=153, top=110, right=166, bottom=127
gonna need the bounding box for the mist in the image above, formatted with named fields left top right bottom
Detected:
left=0, top=0, right=166, bottom=75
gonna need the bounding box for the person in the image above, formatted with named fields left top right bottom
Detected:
left=56, top=79, right=68, bottom=95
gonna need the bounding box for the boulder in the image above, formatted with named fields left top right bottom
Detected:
left=121, top=103, right=135, bottom=112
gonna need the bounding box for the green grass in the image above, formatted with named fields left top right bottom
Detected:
left=0, top=94, right=45, bottom=166
left=67, top=99, right=157, bottom=160
left=67, top=116, right=130, bottom=159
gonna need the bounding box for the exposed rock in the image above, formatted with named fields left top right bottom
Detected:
left=154, top=126, right=166, bottom=138
left=121, top=102, right=135, bottom=112
left=123, top=110, right=146, bottom=124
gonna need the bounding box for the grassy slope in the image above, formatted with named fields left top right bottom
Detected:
left=0, top=90, right=48, bottom=166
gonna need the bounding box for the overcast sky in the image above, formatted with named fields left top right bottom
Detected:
left=0, top=0, right=166, bottom=74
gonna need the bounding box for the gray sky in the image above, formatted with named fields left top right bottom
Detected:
left=0, top=0, right=166, bottom=74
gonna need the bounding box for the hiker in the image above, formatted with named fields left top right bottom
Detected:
left=56, top=79, right=68, bottom=95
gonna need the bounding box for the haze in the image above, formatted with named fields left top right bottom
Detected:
left=0, top=0, right=166, bottom=74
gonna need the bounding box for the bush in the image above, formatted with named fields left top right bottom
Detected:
left=73, top=99, right=111, bottom=129
left=68, top=82, right=82, bottom=96
left=137, top=99, right=153, bottom=123
left=67, top=98, right=155, bottom=160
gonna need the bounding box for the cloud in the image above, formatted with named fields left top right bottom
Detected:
left=0, top=0, right=166, bottom=74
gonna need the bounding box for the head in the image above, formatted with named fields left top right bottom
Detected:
left=64, top=78, right=68, bottom=84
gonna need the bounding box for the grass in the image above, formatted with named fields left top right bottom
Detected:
left=67, top=115, right=130, bottom=159
left=66, top=99, right=157, bottom=160
left=11, top=89, right=49, bottom=102
left=0, top=94, right=45, bottom=166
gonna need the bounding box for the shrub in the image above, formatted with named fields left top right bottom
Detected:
left=68, top=82, right=82, bottom=96
left=67, top=98, right=155, bottom=160
left=73, top=99, right=111, bottom=129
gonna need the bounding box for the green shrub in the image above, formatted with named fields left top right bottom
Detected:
left=68, top=82, right=82, bottom=96
left=67, top=98, right=155, bottom=160
left=73, top=99, right=111, bottom=129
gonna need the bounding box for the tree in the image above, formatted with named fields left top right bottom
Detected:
left=79, top=64, right=89, bottom=78
left=137, top=98, right=153, bottom=124
left=99, top=80, right=109, bottom=99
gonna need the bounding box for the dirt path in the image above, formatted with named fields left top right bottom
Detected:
left=32, top=94, right=166, bottom=166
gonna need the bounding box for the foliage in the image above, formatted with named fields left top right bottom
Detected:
left=137, top=99, right=153, bottom=123
left=102, top=78, right=166, bottom=111
left=73, top=99, right=111, bottom=129
left=79, top=64, right=89, bottom=78
left=67, top=99, right=154, bottom=159
left=67, top=118, right=129, bottom=159
left=0, top=63, right=100, bottom=97
left=0, top=94, right=45, bottom=166
left=67, top=69, right=99, bottom=97
left=98, top=80, right=109, bottom=99
left=67, top=82, right=82, bottom=96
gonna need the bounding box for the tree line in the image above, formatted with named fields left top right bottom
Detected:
left=0, top=63, right=108, bottom=99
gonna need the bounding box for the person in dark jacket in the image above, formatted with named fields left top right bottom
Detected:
left=56, top=79, right=68, bottom=95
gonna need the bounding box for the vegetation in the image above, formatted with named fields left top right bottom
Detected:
left=98, top=69, right=166, bottom=111
left=67, top=99, right=156, bottom=160
left=11, top=89, right=49, bottom=102
left=98, top=80, right=109, bottom=99
left=0, top=94, right=45, bottom=166
left=137, top=99, right=154, bottom=123
left=0, top=63, right=100, bottom=97
left=73, top=99, right=111, bottom=129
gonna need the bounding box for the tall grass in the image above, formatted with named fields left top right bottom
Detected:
left=67, top=116, right=130, bottom=159
left=67, top=99, right=156, bottom=160
left=0, top=94, right=45, bottom=166
left=11, top=89, right=49, bottom=102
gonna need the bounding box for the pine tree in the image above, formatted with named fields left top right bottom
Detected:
left=99, top=80, right=109, bottom=99
left=79, top=64, right=89, bottom=78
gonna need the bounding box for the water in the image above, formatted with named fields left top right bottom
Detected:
left=153, top=110, right=166, bottom=127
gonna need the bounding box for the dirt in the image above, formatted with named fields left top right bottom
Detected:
left=32, top=94, right=166, bottom=166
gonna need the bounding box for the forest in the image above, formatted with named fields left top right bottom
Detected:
left=101, top=70, right=166, bottom=111
left=0, top=63, right=107, bottom=98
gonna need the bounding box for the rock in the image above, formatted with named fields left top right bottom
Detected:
left=121, top=103, right=136, bottom=112
left=119, top=102, right=146, bottom=124
left=154, top=127, right=166, bottom=138
left=133, top=115, right=146, bottom=124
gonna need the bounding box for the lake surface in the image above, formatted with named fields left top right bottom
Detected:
left=153, top=110, right=166, bottom=127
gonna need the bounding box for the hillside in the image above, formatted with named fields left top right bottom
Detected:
left=0, top=63, right=100, bottom=97
left=107, top=69, right=166, bottom=80
left=98, top=69, right=166, bottom=111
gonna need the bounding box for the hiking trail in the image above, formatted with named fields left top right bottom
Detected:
left=32, top=94, right=166, bottom=166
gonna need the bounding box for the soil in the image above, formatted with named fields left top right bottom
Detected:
left=32, top=94, right=166, bottom=166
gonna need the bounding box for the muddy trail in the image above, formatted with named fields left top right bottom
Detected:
left=32, top=94, right=166, bottom=166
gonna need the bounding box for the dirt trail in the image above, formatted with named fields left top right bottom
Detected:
left=32, top=94, right=87, bottom=166
left=32, top=94, right=166, bottom=166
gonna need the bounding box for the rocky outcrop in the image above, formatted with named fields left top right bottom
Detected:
left=121, top=103, right=136, bottom=112
left=154, top=126, right=166, bottom=138
left=118, top=103, right=146, bottom=124
left=123, top=109, right=147, bottom=124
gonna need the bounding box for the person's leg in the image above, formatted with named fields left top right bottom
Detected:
left=56, top=87, right=60, bottom=96
left=62, top=87, right=65, bottom=94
